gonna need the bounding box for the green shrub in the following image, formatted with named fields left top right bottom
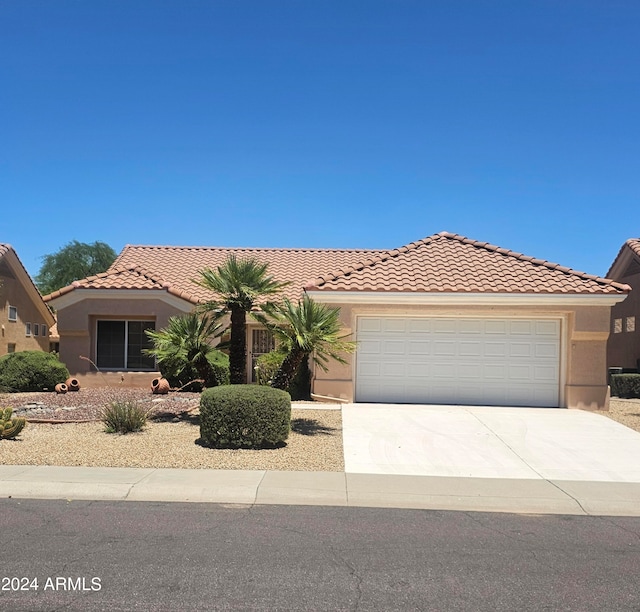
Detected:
left=611, top=374, right=640, bottom=399
left=101, top=400, right=149, bottom=434
left=161, top=350, right=230, bottom=392
left=254, top=351, right=311, bottom=401
left=0, top=351, right=70, bottom=392
left=199, top=384, right=291, bottom=449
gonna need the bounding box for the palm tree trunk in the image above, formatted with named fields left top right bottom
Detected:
left=229, top=306, right=247, bottom=384
left=271, top=348, right=306, bottom=390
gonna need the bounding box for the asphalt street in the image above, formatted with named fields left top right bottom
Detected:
left=2, top=499, right=640, bottom=611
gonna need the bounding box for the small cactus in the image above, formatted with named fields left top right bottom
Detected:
left=0, top=407, right=26, bottom=439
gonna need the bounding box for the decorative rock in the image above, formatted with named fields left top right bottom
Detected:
left=151, top=377, right=170, bottom=395
left=55, top=383, right=68, bottom=394
left=65, top=378, right=80, bottom=392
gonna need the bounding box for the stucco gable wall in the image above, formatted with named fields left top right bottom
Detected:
left=56, top=296, right=189, bottom=375
left=607, top=271, right=639, bottom=369
left=0, top=267, right=51, bottom=355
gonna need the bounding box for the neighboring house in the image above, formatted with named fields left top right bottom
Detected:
left=44, top=232, right=629, bottom=410
left=606, top=238, right=640, bottom=371
left=0, top=244, right=56, bottom=356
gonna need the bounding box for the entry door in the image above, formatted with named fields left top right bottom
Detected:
left=250, top=328, right=275, bottom=382
left=356, top=317, right=560, bottom=407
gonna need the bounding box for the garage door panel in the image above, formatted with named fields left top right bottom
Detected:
left=458, top=363, right=482, bottom=379
left=383, top=341, right=406, bottom=354
left=510, top=343, right=533, bottom=358
left=484, top=342, right=507, bottom=357
left=408, top=341, right=431, bottom=355
left=535, top=343, right=558, bottom=358
left=434, top=341, right=456, bottom=356
left=459, top=341, right=482, bottom=356
left=358, top=339, right=382, bottom=354
left=356, top=316, right=560, bottom=408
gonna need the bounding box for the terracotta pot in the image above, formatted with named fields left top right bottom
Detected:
left=151, top=377, right=170, bottom=395
left=65, top=377, right=80, bottom=392
left=55, top=383, right=68, bottom=394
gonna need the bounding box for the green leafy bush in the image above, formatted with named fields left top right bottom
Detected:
left=254, top=351, right=311, bottom=401
left=0, top=351, right=70, bottom=392
left=101, top=400, right=149, bottom=434
left=611, top=374, right=640, bottom=399
left=199, top=384, right=291, bottom=449
left=161, top=350, right=229, bottom=392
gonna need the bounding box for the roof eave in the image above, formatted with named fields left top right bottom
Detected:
left=305, top=290, right=629, bottom=306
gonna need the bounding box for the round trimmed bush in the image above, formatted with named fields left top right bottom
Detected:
left=0, top=351, right=70, bottom=392
left=199, top=384, right=291, bottom=449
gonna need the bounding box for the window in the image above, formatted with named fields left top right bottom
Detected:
left=8, top=306, right=17, bottom=321
left=25, top=323, right=31, bottom=336
left=34, top=324, right=39, bottom=336
left=41, top=324, right=48, bottom=337
left=7, top=343, right=15, bottom=353
left=626, top=317, right=636, bottom=333
left=614, top=318, right=623, bottom=334
left=96, top=320, right=156, bottom=370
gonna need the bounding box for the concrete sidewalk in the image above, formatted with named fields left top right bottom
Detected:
left=3, top=465, right=640, bottom=516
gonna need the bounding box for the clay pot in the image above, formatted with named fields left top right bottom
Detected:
left=151, top=377, right=170, bottom=395
left=55, top=383, right=68, bottom=394
left=65, top=377, right=80, bottom=392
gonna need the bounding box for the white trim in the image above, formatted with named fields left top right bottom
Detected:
left=48, top=289, right=194, bottom=312
left=307, top=290, right=628, bottom=306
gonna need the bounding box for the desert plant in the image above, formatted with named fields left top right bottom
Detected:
left=611, top=374, right=640, bottom=399
left=196, top=255, right=289, bottom=384
left=0, top=407, right=26, bottom=439
left=101, top=400, right=149, bottom=434
left=144, top=312, right=229, bottom=391
left=253, top=295, right=355, bottom=391
left=255, top=350, right=311, bottom=400
left=0, top=351, right=70, bottom=392
left=199, top=384, right=291, bottom=449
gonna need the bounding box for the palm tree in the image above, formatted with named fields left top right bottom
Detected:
left=254, top=294, right=356, bottom=391
left=144, top=312, right=225, bottom=388
left=196, top=255, right=289, bottom=384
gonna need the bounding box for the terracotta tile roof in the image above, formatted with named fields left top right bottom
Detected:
left=606, top=238, right=640, bottom=277
left=45, top=245, right=385, bottom=303
left=306, top=232, right=630, bottom=295
left=0, top=244, right=11, bottom=259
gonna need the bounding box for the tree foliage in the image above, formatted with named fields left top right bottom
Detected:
left=35, top=240, right=117, bottom=295
left=144, top=312, right=228, bottom=390
left=196, top=255, right=289, bottom=384
left=254, top=294, right=355, bottom=391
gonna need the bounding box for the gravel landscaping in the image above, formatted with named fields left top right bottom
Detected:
left=1, top=388, right=639, bottom=473
left=0, top=388, right=344, bottom=471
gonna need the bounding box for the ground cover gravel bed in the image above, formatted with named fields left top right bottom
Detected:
left=1, top=389, right=639, bottom=472
left=0, top=388, right=344, bottom=471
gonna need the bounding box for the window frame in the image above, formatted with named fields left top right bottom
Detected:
left=8, top=306, right=17, bottom=321
left=95, top=319, right=156, bottom=371
left=25, top=322, right=31, bottom=336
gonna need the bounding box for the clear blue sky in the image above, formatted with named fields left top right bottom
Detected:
left=2, top=0, right=639, bottom=279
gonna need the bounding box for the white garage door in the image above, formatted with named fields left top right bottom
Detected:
left=356, top=317, right=560, bottom=407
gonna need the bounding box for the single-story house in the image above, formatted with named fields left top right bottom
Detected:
left=44, top=232, right=630, bottom=409
left=606, top=238, right=640, bottom=371
left=0, top=243, right=56, bottom=356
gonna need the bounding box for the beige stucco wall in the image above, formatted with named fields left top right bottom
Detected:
left=0, top=266, right=52, bottom=355
left=607, top=272, right=639, bottom=370
left=55, top=296, right=185, bottom=375
left=312, top=301, right=614, bottom=410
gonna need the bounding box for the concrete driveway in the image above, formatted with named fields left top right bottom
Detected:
left=342, top=404, right=640, bottom=482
